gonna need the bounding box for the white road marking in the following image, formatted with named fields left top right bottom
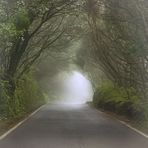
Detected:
left=1, top=104, right=148, bottom=141
left=95, top=108, right=148, bottom=139
left=119, top=120, right=148, bottom=139
left=0, top=105, right=45, bottom=140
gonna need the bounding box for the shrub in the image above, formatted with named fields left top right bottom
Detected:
left=3, top=72, right=45, bottom=119
left=93, top=81, right=145, bottom=119
left=0, top=80, right=9, bottom=118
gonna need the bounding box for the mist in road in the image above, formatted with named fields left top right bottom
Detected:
left=51, top=71, right=94, bottom=104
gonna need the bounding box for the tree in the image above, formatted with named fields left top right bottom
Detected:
left=0, top=0, right=76, bottom=96
left=81, top=0, right=148, bottom=102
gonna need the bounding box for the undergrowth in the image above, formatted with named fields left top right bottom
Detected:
left=93, top=81, right=148, bottom=121
left=0, top=72, right=45, bottom=119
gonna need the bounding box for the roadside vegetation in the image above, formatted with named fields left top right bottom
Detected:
left=76, top=0, right=148, bottom=131
left=0, top=0, right=148, bottom=135
left=0, top=72, right=45, bottom=119
left=93, top=81, right=148, bottom=133
left=0, top=0, right=78, bottom=120
left=0, top=0, right=80, bottom=135
left=93, top=81, right=148, bottom=123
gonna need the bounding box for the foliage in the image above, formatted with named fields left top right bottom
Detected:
left=0, top=0, right=79, bottom=118
left=13, top=9, right=30, bottom=31
left=0, top=72, right=45, bottom=119
left=0, top=80, right=9, bottom=118
left=82, top=0, right=148, bottom=102
left=0, top=0, right=148, bottom=123
left=0, top=0, right=77, bottom=91
left=93, top=81, right=147, bottom=119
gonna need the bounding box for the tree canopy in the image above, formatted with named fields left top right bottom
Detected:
left=0, top=0, right=148, bottom=120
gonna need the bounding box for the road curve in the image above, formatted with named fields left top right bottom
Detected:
left=0, top=103, right=148, bottom=148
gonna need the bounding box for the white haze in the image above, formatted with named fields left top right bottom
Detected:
left=53, top=71, right=94, bottom=104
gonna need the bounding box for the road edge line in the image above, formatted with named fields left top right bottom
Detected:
left=91, top=106, right=148, bottom=139
left=118, top=120, right=148, bottom=139
left=0, top=105, right=45, bottom=140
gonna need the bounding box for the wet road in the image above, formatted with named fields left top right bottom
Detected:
left=0, top=104, right=148, bottom=148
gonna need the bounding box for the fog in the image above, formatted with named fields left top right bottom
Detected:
left=52, top=71, right=94, bottom=104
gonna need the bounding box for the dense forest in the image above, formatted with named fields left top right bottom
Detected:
left=0, top=0, right=148, bottom=128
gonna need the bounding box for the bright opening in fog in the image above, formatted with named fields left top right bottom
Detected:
left=53, top=71, right=93, bottom=104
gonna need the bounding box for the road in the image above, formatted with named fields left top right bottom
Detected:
left=0, top=103, right=148, bottom=148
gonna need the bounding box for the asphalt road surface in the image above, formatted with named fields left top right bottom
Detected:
left=0, top=104, right=148, bottom=148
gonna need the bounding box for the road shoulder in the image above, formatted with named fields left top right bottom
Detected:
left=0, top=105, right=44, bottom=140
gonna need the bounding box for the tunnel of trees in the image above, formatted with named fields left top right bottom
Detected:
left=0, top=0, right=148, bottom=126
